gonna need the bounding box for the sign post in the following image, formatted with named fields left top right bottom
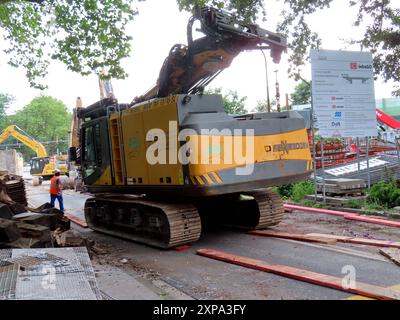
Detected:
left=356, top=137, right=361, bottom=179
left=311, top=49, right=377, bottom=190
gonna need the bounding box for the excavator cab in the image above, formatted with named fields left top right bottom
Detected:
left=30, top=157, right=50, bottom=176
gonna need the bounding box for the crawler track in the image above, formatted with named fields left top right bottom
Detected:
left=245, top=188, right=284, bottom=229
left=84, top=195, right=201, bottom=249
left=84, top=189, right=283, bottom=248
left=195, top=188, right=284, bottom=230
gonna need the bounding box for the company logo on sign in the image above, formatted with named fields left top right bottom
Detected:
left=334, top=112, right=342, bottom=118
left=350, top=62, right=372, bottom=70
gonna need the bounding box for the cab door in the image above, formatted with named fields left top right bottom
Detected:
left=81, top=117, right=112, bottom=186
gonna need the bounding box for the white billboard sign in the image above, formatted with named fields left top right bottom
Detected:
left=310, top=49, right=377, bottom=138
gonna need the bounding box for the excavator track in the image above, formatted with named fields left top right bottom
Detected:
left=84, top=195, right=201, bottom=249
left=195, top=188, right=284, bottom=230
left=244, top=188, right=284, bottom=229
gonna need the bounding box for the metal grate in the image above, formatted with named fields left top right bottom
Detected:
left=73, top=247, right=103, bottom=300
left=0, top=247, right=102, bottom=300
left=0, top=263, right=19, bottom=300
left=12, top=248, right=83, bottom=276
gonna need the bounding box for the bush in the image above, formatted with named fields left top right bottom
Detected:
left=300, top=199, right=328, bottom=208
left=274, top=184, right=294, bottom=199
left=367, top=180, right=400, bottom=208
left=364, top=202, right=384, bottom=212
left=300, top=199, right=315, bottom=207
left=343, top=199, right=364, bottom=209
left=291, top=180, right=315, bottom=202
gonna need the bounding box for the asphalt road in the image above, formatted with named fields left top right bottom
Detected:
left=26, top=182, right=400, bottom=300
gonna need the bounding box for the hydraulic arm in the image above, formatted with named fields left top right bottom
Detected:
left=133, top=7, right=286, bottom=103
left=0, top=125, right=48, bottom=158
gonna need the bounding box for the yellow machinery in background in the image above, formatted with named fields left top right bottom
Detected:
left=0, top=125, right=68, bottom=179
left=72, top=7, right=312, bottom=248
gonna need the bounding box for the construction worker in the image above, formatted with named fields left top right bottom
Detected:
left=50, top=169, right=64, bottom=213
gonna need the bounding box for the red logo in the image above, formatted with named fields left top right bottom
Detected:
left=350, top=62, right=358, bottom=69
left=332, top=105, right=337, bottom=109
left=331, top=96, right=336, bottom=100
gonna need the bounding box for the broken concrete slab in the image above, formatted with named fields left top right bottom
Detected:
left=389, top=212, right=400, bottom=220
left=21, top=213, right=58, bottom=231
left=12, top=212, right=41, bottom=220
left=305, top=194, right=367, bottom=207
left=0, top=218, right=21, bottom=243
left=0, top=202, right=13, bottom=219
left=53, top=229, right=93, bottom=248
left=16, top=222, right=51, bottom=244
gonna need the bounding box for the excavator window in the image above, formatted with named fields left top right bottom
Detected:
left=82, top=123, right=102, bottom=178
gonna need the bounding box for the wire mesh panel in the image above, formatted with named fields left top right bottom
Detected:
left=0, top=247, right=101, bottom=300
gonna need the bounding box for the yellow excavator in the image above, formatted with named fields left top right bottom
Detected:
left=71, top=7, right=312, bottom=248
left=0, top=125, right=68, bottom=179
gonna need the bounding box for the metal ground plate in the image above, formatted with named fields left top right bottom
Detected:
left=0, top=247, right=102, bottom=300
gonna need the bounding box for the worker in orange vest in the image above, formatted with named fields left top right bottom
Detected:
left=50, top=169, right=64, bottom=213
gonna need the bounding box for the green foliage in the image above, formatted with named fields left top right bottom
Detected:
left=274, top=184, right=294, bottom=199
left=311, top=202, right=329, bottom=209
left=291, top=81, right=311, bottom=105
left=343, top=199, right=364, bottom=209
left=0, top=93, right=14, bottom=127
left=300, top=199, right=315, bottom=207
left=364, top=202, right=384, bottom=212
left=252, top=100, right=268, bottom=113
left=252, top=99, right=278, bottom=113
left=4, top=95, right=71, bottom=160
left=0, top=0, right=137, bottom=89
left=205, top=87, right=247, bottom=115
left=2, top=1, right=399, bottom=95
left=300, top=199, right=328, bottom=208
left=273, top=181, right=314, bottom=202
left=367, top=180, right=400, bottom=208
left=291, top=180, right=314, bottom=202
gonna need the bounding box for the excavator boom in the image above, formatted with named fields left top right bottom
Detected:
left=0, top=125, right=48, bottom=158
left=133, top=7, right=286, bottom=103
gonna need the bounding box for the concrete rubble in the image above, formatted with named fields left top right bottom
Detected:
left=0, top=171, right=92, bottom=251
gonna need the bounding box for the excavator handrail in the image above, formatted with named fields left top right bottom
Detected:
left=0, top=124, right=48, bottom=158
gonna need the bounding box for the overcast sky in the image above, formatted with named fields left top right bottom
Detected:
left=0, top=0, right=397, bottom=114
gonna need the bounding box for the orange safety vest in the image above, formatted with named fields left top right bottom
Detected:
left=50, top=176, right=61, bottom=195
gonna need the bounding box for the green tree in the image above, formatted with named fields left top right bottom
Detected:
left=6, top=96, right=71, bottom=160
left=0, top=0, right=137, bottom=89
left=252, top=100, right=268, bottom=113
left=252, top=99, right=277, bottom=113
left=3, top=1, right=399, bottom=95
left=291, top=81, right=311, bottom=105
left=206, top=87, right=247, bottom=115
left=0, top=93, right=14, bottom=127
